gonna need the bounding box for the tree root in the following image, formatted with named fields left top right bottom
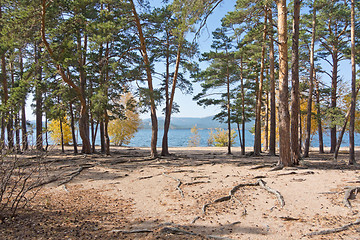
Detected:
left=343, top=186, right=360, bottom=208
left=258, top=179, right=285, bottom=207
left=250, top=164, right=275, bottom=170
left=110, top=225, right=232, bottom=239
left=192, top=179, right=284, bottom=224
left=58, top=164, right=95, bottom=186
left=162, top=173, right=184, bottom=198
left=306, top=218, right=360, bottom=236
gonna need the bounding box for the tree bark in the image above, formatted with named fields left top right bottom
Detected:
left=131, top=0, right=158, bottom=158
left=254, top=10, right=267, bottom=156
left=268, top=8, right=276, bottom=156
left=330, top=52, right=338, bottom=153
left=100, top=120, right=105, bottom=153
left=59, top=115, right=64, bottom=153
left=315, top=75, right=324, bottom=153
left=162, top=43, right=182, bottom=156
left=348, top=0, right=356, bottom=165
left=35, top=42, right=43, bottom=151
left=277, top=0, right=292, bottom=167
left=19, top=49, right=28, bottom=151
left=290, top=0, right=300, bottom=165
left=226, top=56, right=232, bottom=155
left=1, top=54, right=8, bottom=150
left=69, top=102, right=78, bottom=154
left=240, top=58, right=246, bottom=155
left=303, top=0, right=317, bottom=158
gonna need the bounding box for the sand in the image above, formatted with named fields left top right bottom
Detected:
left=1, top=146, right=360, bottom=239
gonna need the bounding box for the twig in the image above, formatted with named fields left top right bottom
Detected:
left=306, top=218, right=360, bottom=236
left=343, top=186, right=360, bottom=208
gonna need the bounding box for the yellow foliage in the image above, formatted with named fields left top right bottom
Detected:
left=108, top=92, right=141, bottom=146
left=48, top=117, right=72, bottom=145
left=188, top=125, right=201, bottom=147
left=208, top=128, right=237, bottom=147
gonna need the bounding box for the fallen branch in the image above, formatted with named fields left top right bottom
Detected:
left=192, top=180, right=283, bottom=224
left=343, top=186, right=360, bottom=208
left=162, top=173, right=184, bottom=198
left=306, top=218, right=360, bottom=236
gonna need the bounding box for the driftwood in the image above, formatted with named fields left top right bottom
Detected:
left=192, top=179, right=284, bottom=224
left=343, top=186, right=360, bottom=208
left=306, top=218, right=360, bottom=236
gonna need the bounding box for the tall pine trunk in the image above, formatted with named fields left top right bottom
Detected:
left=254, top=10, right=267, bottom=156
left=131, top=0, right=158, bottom=157
left=162, top=43, right=182, bottom=156
left=35, top=43, right=43, bottom=151
left=290, top=0, right=300, bottom=165
left=268, top=8, right=276, bottom=156
left=330, top=52, right=338, bottom=153
left=315, top=75, right=324, bottom=153
left=19, top=50, right=28, bottom=151
left=349, top=0, right=356, bottom=165
left=303, top=1, right=317, bottom=158
left=69, top=102, right=78, bottom=154
left=277, top=0, right=292, bottom=167
left=240, top=58, right=246, bottom=155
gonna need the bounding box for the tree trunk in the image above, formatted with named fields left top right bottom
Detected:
left=264, top=89, right=269, bottom=152
left=131, top=0, right=158, bottom=158
left=303, top=0, right=317, bottom=158
left=1, top=54, right=8, bottom=150
left=240, top=58, right=246, bottom=155
left=59, top=116, right=64, bottom=153
left=254, top=10, right=268, bottom=156
left=19, top=49, right=28, bottom=151
left=161, top=33, right=171, bottom=156
left=268, top=8, right=276, bottom=156
left=226, top=60, right=232, bottom=155
left=348, top=0, right=356, bottom=165
left=69, top=102, right=78, bottom=154
left=162, top=43, right=182, bottom=156
left=100, top=120, right=105, bottom=153
left=8, top=61, right=14, bottom=151
left=290, top=0, right=300, bottom=165
left=315, top=75, right=324, bottom=153
left=35, top=43, right=43, bottom=151
left=277, top=0, right=292, bottom=167
left=330, top=52, right=338, bottom=153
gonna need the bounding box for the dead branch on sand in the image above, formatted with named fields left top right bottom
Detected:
left=305, top=218, right=360, bottom=236
left=192, top=179, right=284, bottom=224
left=343, top=186, right=360, bottom=209
left=162, top=173, right=184, bottom=198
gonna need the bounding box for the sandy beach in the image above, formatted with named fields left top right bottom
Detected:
left=1, top=146, right=360, bottom=239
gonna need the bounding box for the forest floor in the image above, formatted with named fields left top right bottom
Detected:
left=1, top=146, right=360, bottom=239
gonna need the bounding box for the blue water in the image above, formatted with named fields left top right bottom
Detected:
left=126, top=129, right=360, bottom=148
left=22, top=128, right=360, bottom=148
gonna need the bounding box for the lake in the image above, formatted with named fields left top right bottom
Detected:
left=125, top=128, right=360, bottom=148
